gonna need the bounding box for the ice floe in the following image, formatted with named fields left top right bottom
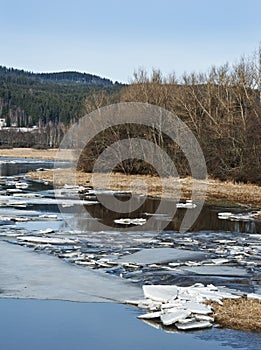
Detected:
left=176, top=200, right=197, bottom=209
left=247, top=293, right=261, bottom=301
left=17, top=236, right=77, bottom=245
left=114, top=218, right=147, bottom=226
left=218, top=210, right=261, bottom=221
left=117, top=248, right=210, bottom=265
left=15, top=182, right=29, bottom=189
left=126, top=283, right=244, bottom=331
left=143, top=285, right=178, bottom=302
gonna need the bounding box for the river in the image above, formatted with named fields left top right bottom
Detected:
left=0, top=157, right=261, bottom=349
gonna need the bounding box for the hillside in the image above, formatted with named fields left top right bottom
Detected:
left=0, top=66, right=122, bottom=127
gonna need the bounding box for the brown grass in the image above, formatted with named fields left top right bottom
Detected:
left=209, top=298, right=261, bottom=332
left=2, top=147, right=261, bottom=207
left=26, top=168, right=261, bottom=207
left=0, top=148, right=73, bottom=160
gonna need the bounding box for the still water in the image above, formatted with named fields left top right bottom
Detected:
left=1, top=299, right=261, bottom=350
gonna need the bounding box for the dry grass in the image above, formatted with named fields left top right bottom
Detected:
left=2, top=148, right=261, bottom=207
left=0, top=148, right=73, bottom=160
left=26, top=168, right=261, bottom=207
left=209, top=298, right=261, bottom=332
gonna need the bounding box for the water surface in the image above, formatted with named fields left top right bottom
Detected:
left=1, top=299, right=261, bottom=350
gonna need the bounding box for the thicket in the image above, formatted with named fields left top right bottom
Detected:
left=78, top=50, right=261, bottom=184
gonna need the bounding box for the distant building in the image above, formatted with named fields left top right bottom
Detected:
left=0, top=118, right=6, bottom=129
left=3, top=126, right=39, bottom=132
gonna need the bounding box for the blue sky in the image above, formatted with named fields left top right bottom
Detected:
left=0, top=0, right=260, bottom=82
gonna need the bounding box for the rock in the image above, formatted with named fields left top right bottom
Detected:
left=160, top=310, right=191, bottom=326
left=143, top=285, right=178, bottom=302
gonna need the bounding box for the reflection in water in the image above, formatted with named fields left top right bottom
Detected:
left=0, top=158, right=70, bottom=176
left=81, top=195, right=260, bottom=234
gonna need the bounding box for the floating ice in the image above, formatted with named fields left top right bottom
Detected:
left=218, top=210, right=259, bottom=221
left=143, top=285, right=178, bottom=302
left=38, top=228, right=55, bottom=234
left=137, top=311, right=162, bottom=319
left=39, top=214, right=58, bottom=220
left=218, top=212, right=233, bottom=219
left=160, top=310, right=191, bottom=326
left=176, top=200, right=197, bottom=209
left=126, top=283, right=245, bottom=332
left=17, top=236, right=77, bottom=245
left=12, top=193, right=43, bottom=198
left=118, top=248, right=210, bottom=265
left=175, top=321, right=212, bottom=330
left=247, top=293, right=261, bottom=301
left=15, top=182, right=29, bottom=189
left=6, top=188, right=23, bottom=193
left=114, top=218, right=146, bottom=226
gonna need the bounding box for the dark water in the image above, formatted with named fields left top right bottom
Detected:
left=81, top=195, right=261, bottom=234
left=0, top=157, right=70, bottom=176
left=1, top=299, right=261, bottom=350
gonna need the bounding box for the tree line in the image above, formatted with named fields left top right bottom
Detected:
left=78, top=49, right=261, bottom=184
left=0, top=66, right=122, bottom=147
left=0, top=66, right=122, bottom=128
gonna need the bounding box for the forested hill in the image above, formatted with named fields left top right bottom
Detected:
left=0, top=66, right=116, bottom=86
left=0, top=66, right=122, bottom=127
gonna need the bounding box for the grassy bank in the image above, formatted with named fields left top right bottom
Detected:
left=0, top=148, right=74, bottom=161
left=27, top=168, right=261, bottom=207
left=1, top=147, right=260, bottom=207
left=210, top=298, right=261, bottom=332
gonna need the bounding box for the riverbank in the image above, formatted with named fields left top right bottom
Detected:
left=210, top=298, right=261, bottom=332
left=1, top=147, right=261, bottom=207
left=0, top=148, right=73, bottom=160
left=27, top=168, right=261, bottom=207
